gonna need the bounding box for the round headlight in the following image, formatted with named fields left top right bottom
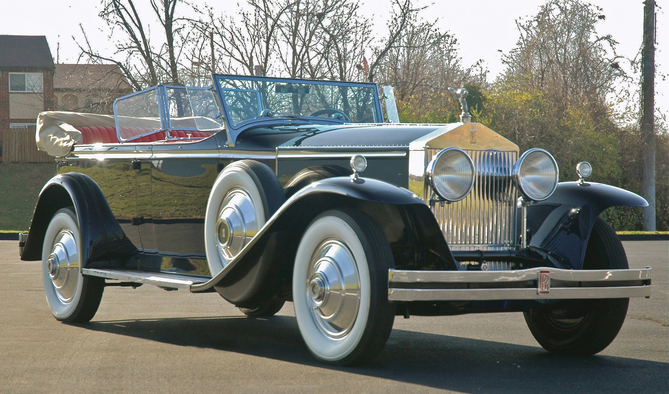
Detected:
left=427, top=148, right=475, bottom=202
left=513, top=148, right=559, bottom=201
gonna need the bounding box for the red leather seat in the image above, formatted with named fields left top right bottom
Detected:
left=75, top=126, right=211, bottom=144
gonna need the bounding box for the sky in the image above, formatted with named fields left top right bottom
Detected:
left=0, top=0, right=666, bottom=118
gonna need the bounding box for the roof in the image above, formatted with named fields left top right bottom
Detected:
left=54, top=64, right=133, bottom=92
left=0, top=35, right=55, bottom=70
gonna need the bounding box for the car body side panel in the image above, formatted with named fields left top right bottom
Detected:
left=277, top=157, right=408, bottom=189
left=528, top=181, right=648, bottom=269
left=147, top=140, right=221, bottom=256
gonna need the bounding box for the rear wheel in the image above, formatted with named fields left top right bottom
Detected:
left=524, top=217, right=629, bottom=355
left=239, top=298, right=286, bottom=317
left=293, top=209, right=395, bottom=365
left=42, top=208, right=104, bottom=323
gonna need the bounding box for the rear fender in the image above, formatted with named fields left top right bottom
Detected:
left=21, top=172, right=136, bottom=267
left=527, top=182, right=647, bottom=269
left=194, top=176, right=458, bottom=304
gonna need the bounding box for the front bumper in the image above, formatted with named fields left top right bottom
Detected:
left=388, top=267, right=652, bottom=301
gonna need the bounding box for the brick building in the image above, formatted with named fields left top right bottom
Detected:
left=54, top=63, right=132, bottom=114
left=0, top=35, right=55, bottom=129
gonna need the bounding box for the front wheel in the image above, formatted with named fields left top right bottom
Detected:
left=524, top=217, right=629, bottom=355
left=42, top=208, right=104, bottom=323
left=293, top=209, right=395, bottom=366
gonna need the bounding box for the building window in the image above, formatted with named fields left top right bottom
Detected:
left=9, top=123, right=36, bottom=128
left=9, top=73, right=43, bottom=93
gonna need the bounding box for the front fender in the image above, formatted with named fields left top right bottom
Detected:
left=21, top=172, right=136, bottom=266
left=192, top=176, right=457, bottom=303
left=528, top=181, right=647, bottom=269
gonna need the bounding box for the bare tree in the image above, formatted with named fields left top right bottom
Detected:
left=192, top=0, right=294, bottom=77
left=377, top=16, right=463, bottom=100
left=300, top=0, right=373, bottom=81
left=78, top=0, right=189, bottom=90
left=197, top=0, right=373, bottom=81
left=501, top=0, right=624, bottom=109
left=197, top=0, right=436, bottom=84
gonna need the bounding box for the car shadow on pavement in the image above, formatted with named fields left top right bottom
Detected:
left=80, top=314, right=668, bottom=393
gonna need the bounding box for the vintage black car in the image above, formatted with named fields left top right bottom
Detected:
left=21, top=74, right=651, bottom=365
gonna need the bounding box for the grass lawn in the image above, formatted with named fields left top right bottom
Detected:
left=0, top=163, right=56, bottom=231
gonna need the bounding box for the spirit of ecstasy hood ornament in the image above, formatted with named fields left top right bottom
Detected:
left=449, top=87, right=471, bottom=123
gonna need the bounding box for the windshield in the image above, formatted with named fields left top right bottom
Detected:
left=214, top=75, right=382, bottom=129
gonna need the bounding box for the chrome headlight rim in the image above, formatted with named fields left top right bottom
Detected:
left=513, top=148, right=559, bottom=202
left=427, top=147, right=476, bottom=202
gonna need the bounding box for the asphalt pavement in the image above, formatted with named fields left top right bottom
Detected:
left=1, top=240, right=667, bottom=393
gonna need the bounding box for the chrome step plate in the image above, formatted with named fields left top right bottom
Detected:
left=83, top=268, right=210, bottom=291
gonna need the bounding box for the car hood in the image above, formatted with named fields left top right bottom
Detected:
left=278, top=124, right=445, bottom=149
left=276, top=122, right=518, bottom=152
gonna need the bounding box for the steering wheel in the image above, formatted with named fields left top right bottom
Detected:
left=309, top=108, right=351, bottom=121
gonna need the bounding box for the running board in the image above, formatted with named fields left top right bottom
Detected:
left=388, top=267, right=652, bottom=302
left=83, top=268, right=211, bottom=291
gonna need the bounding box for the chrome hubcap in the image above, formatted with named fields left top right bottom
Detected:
left=306, top=240, right=361, bottom=339
left=216, top=189, right=259, bottom=265
left=48, top=229, right=80, bottom=303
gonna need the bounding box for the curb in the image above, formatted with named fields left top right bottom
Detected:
left=617, top=234, right=669, bottom=241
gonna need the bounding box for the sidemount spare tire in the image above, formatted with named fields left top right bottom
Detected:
left=204, top=160, right=285, bottom=276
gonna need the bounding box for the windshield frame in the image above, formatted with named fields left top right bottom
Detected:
left=212, top=74, right=384, bottom=141
left=113, top=84, right=223, bottom=142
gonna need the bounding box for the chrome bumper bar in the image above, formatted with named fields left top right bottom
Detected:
left=388, top=267, right=652, bottom=302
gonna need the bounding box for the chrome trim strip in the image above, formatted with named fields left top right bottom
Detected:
left=65, top=152, right=153, bottom=160
left=218, top=151, right=276, bottom=160
left=83, top=268, right=210, bottom=290
left=387, top=267, right=652, bottom=301
left=150, top=150, right=223, bottom=159
left=277, top=151, right=406, bottom=159
left=65, top=149, right=275, bottom=161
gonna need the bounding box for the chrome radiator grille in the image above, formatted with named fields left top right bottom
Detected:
left=428, top=149, right=520, bottom=251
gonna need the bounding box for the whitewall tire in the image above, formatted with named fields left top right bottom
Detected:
left=42, top=208, right=104, bottom=322
left=204, top=160, right=285, bottom=276
left=293, top=209, right=395, bottom=365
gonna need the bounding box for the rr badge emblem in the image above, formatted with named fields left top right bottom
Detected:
left=538, top=270, right=551, bottom=295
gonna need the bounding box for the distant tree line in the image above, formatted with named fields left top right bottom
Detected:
left=78, top=0, right=666, bottom=230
